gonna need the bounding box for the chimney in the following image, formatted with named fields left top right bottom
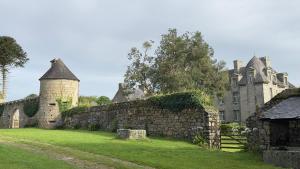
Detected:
left=261, top=56, right=271, bottom=68
left=233, top=60, right=243, bottom=73
left=50, top=58, right=58, bottom=67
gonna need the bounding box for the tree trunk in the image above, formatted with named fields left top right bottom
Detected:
left=0, top=65, right=7, bottom=101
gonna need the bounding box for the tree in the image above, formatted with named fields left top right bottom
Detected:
left=24, top=94, right=38, bottom=99
left=96, top=96, right=112, bottom=105
left=0, top=36, right=28, bottom=100
left=124, top=41, right=156, bottom=95
left=124, top=29, right=229, bottom=97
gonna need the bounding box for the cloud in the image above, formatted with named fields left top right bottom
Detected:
left=0, top=0, right=299, bottom=100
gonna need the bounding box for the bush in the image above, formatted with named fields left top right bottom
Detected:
left=23, top=98, right=39, bottom=117
left=149, top=90, right=215, bottom=112
left=193, top=134, right=209, bottom=148
left=61, top=106, right=89, bottom=118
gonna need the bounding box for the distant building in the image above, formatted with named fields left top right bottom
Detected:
left=219, top=56, right=294, bottom=123
left=112, top=83, right=145, bottom=103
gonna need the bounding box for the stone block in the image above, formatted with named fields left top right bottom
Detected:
left=117, top=129, right=146, bottom=139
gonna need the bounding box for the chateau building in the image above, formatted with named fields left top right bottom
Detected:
left=219, top=56, right=294, bottom=123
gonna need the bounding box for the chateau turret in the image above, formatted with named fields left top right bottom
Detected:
left=37, top=58, right=79, bottom=128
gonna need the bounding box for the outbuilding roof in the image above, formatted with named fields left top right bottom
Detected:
left=261, top=97, right=300, bottom=119
left=260, top=88, right=300, bottom=120
left=39, top=59, right=79, bottom=81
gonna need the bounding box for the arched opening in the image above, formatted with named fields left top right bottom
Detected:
left=11, top=109, right=20, bottom=128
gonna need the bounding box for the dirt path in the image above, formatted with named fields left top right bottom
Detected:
left=0, top=136, right=155, bottom=169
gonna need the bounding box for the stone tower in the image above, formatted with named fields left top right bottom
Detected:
left=38, top=58, right=79, bottom=128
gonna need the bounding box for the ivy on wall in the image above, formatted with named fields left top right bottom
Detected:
left=23, top=99, right=39, bottom=117
left=0, top=105, right=4, bottom=117
left=149, top=90, right=215, bottom=112
left=56, top=97, right=73, bottom=113
left=61, top=90, right=217, bottom=118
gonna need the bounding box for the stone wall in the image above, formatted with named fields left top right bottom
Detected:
left=0, top=98, right=38, bottom=128
left=63, top=100, right=220, bottom=148
left=38, top=79, right=79, bottom=128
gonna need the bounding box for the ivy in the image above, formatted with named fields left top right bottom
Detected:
left=61, top=106, right=88, bottom=118
left=0, top=105, right=4, bottom=117
left=56, top=97, right=73, bottom=113
left=23, top=98, right=39, bottom=117
left=149, top=90, right=215, bottom=112
left=62, top=90, right=216, bottom=118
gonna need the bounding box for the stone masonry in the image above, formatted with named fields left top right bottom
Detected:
left=63, top=100, right=220, bottom=148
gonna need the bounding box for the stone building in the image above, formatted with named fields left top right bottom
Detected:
left=37, top=59, right=79, bottom=128
left=112, top=83, right=145, bottom=103
left=219, top=56, right=294, bottom=123
left=0, top=58, right=79, bottom=129
left=246, top=88, right=300, bottom=168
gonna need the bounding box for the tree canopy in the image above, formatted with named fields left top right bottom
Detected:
left=124, top=29, right=229, bottom=97
left=0, top=36, right=28, bottom=100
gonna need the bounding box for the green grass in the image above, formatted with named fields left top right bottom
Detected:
left=0, top=128, right=281, bottom=169
left=0, top=144, right=74, bottom=169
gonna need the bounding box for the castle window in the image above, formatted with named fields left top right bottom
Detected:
left=232, top=92, right=239, bottom=104
left=219, top=111, right=225, bottom=121
left=49, top=103, right=56, bottom=106
left=233, top=110, right=240, bottom=121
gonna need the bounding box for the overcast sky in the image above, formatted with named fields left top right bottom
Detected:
left=0, top=0, right=299, bottom=101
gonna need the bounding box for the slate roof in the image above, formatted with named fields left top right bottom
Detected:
left=260, top=88, right=300, bottom=120
left=261, top=97, right=300, bottom=119
left=112, top=83, right=145, bottom=103
left=40, top=59, right=79, bottom=81
left=239, top=56, right=269, bottom=85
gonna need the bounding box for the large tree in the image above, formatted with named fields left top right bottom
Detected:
left=124, top=40, right=156, bottom=95
left=124, top=29, right=229, bottom=97
left=0, top=36, right=28, bottom=100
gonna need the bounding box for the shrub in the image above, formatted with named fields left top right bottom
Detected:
left=193, top=134, right=209, bottom=148
left=61, top=106, right=89, bottom=118
left=56, top=97, right=72, bottom=113
left=149, top=89, right=215, bottom=112
left=23, top=98, right=39, bottom=117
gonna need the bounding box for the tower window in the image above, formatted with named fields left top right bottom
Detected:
left=49, top=103, right=56, bottom=106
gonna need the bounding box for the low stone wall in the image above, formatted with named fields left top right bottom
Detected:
left=0, top=97, right=38, bottom=128
left=63, top=99, right=220, bottom=148
left=263, top=150, right=300, bottom=169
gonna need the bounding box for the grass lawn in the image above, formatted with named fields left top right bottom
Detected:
left=0, top=144, right=74, bottom=169
left=0, top=128, right=281, bottom=169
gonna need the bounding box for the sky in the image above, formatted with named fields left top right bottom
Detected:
left=0, top=0, right=300, bottom=101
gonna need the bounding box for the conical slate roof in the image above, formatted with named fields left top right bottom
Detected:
left=39, top=59, right=79, bottom=81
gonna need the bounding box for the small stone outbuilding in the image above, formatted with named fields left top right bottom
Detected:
left=246, top=88, right=300, bottom=169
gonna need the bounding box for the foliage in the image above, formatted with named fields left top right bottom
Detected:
left=0, top=36, right=28, bottom=99
left=96, top=96, right=112, bottom=105
left=124, top=29, right=229, bottom=97
left=124, top=41, right=156, bottom=95
left=56, top=97, right=72, bottom=113
left=88, top=123, right=101, bottom=131
left=61, top=106, right=89, bottom=118
left=23, top=98, right=39, bottom=117
left=193, top=134, right=209, bottom=148
left=0, top=129, right=280, bottom=169
left=0, top=104, right=4, bottom=117
left=149, top=90, right=214, bottom=112
left=79, top=96, right=112, bottom=107
left=78, top=96, right=98, bottom=107
left=24, top=94, right=38, bottom=99
left=221, top=123, right=246, bottom=135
